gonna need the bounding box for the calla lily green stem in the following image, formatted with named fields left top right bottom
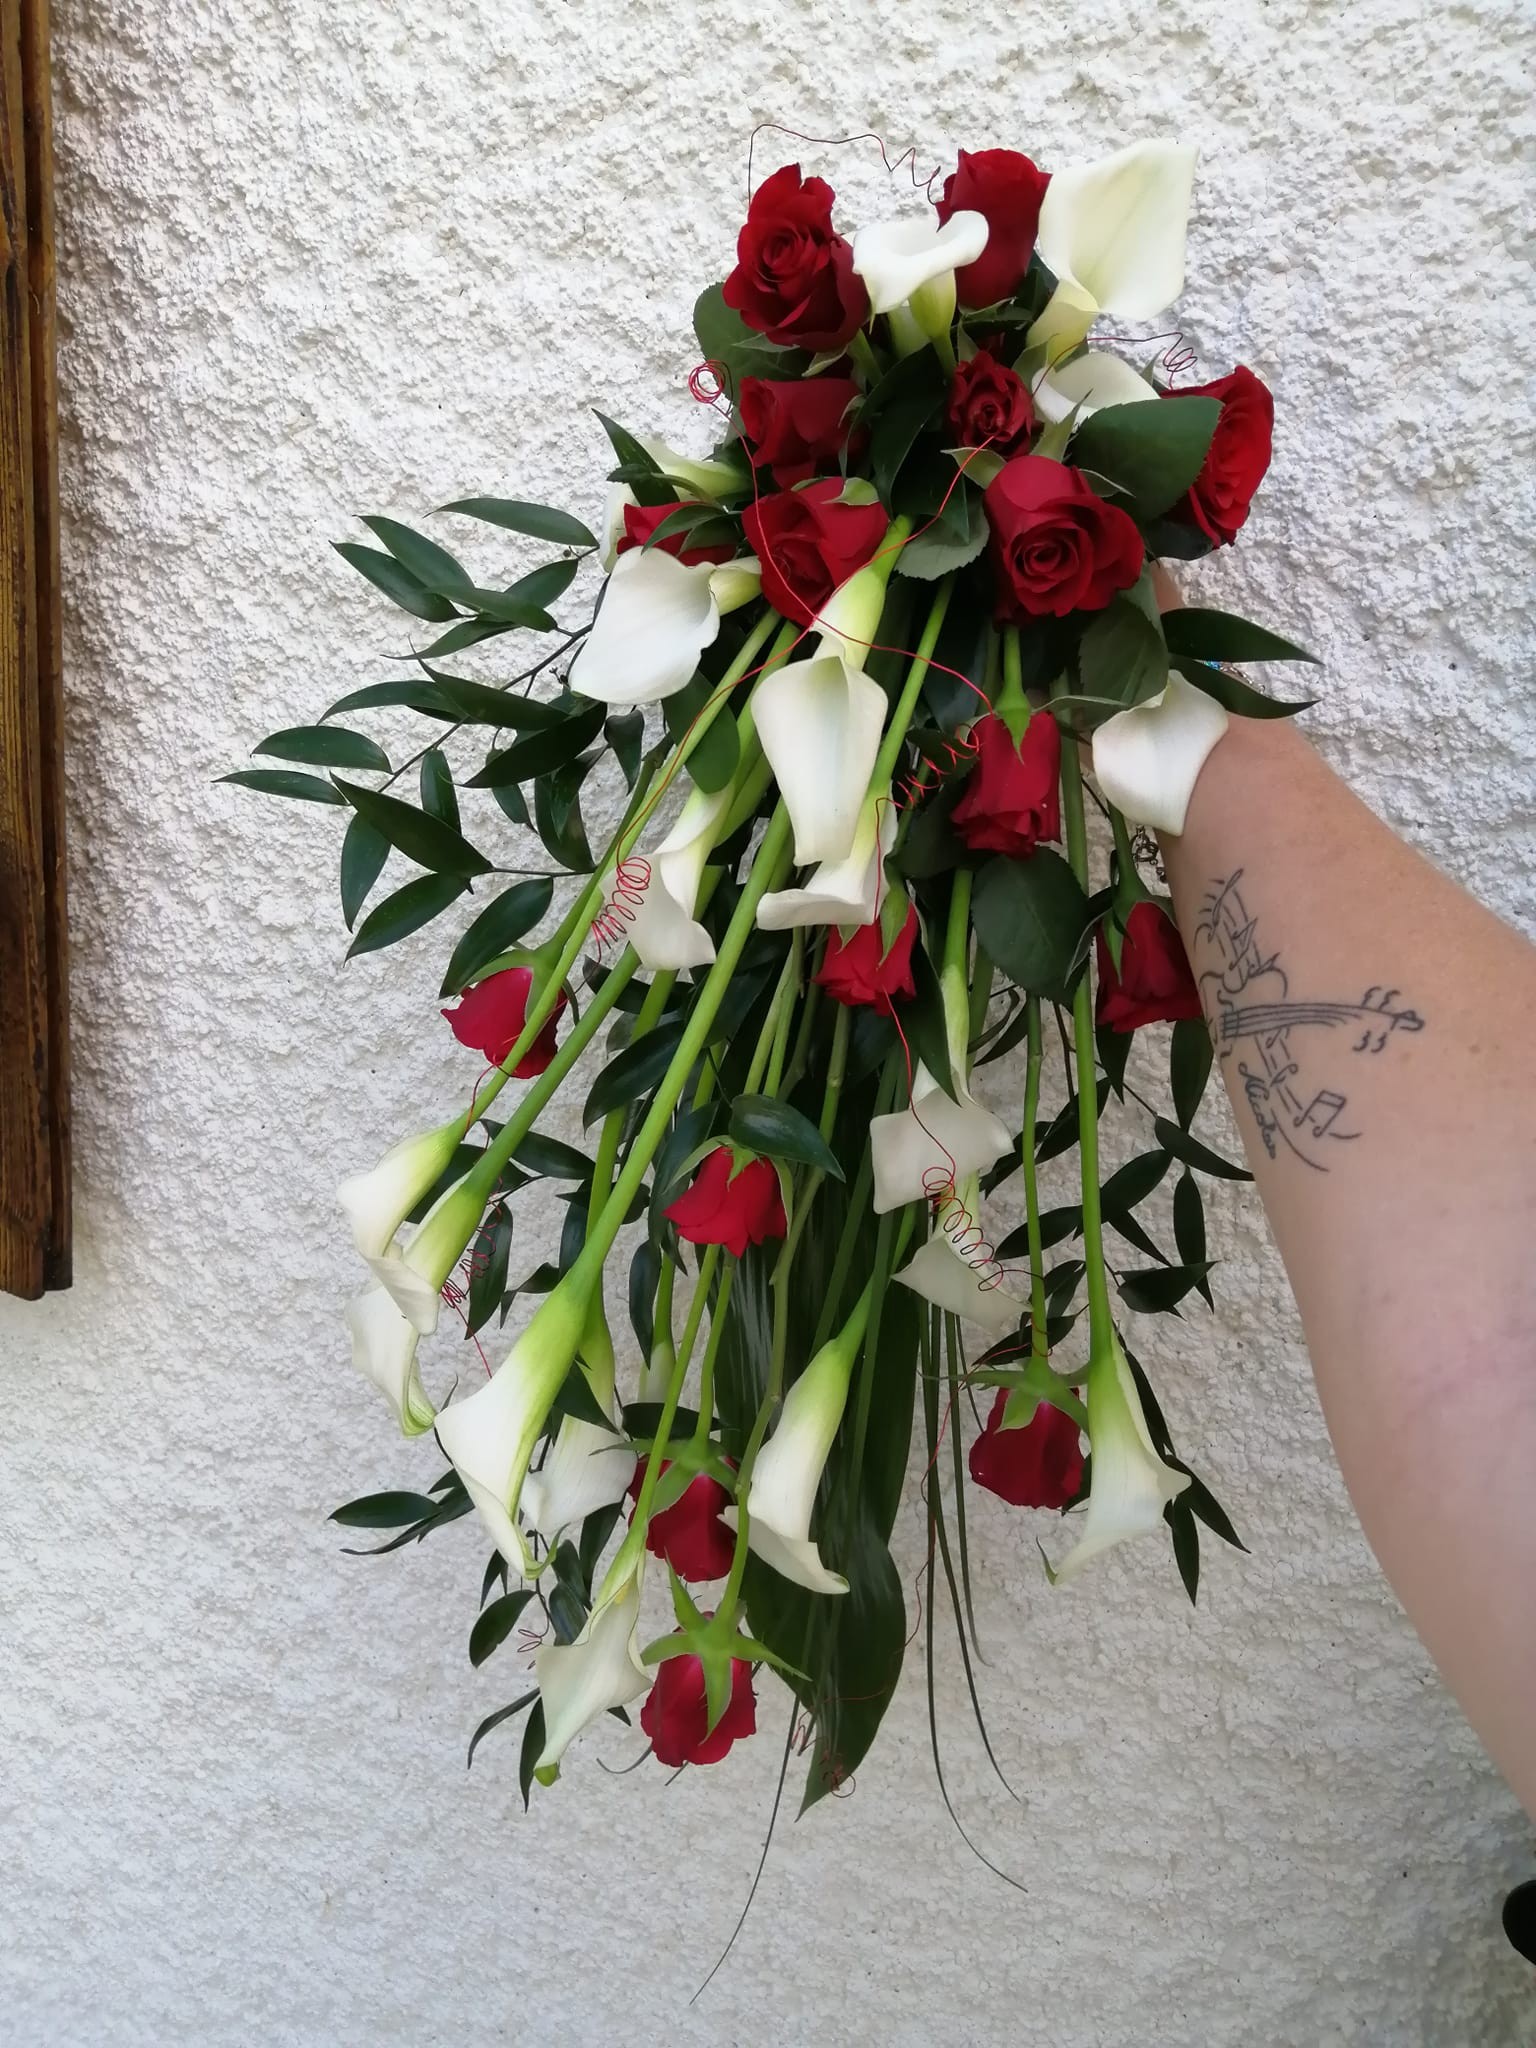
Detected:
left=427, top=949, right=641, bottom=1240
left=1053, top=679, right=1115, bottom=1344
left=1021, top=996, right=1049, bottom=1367
left=570, top=806, right=795, bottom=1292
left=871, top=576, right=954, bottom=789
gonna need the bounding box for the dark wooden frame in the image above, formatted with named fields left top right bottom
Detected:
left=1, top=0, right=68, bottom=1297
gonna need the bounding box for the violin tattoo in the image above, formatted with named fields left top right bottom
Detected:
left=1194, top=870, right=1425, bottom=1171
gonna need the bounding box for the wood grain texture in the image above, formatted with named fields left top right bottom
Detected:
left=0, top=0, right=67, bottom=1299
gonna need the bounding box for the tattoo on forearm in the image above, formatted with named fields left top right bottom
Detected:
left=1194, top=870, right=1425, bottom=1171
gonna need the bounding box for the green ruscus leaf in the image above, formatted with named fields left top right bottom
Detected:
left=333, top=779, right=494, bottom=875
left=728, top=1095, right=844, bottom=1180
left=468, top=1590, right=535, bottom=1669
left=219, top=769, right=348, bottom=806
left=333, top=540, right=458, bottom=621
left=340, top=814, right=390, bottom=930
left=255, top=725, right=391, bottom=773
left=438, top=878, right=555, bottom=996
left=439, top=498, right=598, bottom=550
left=347, top=873, right=470, bottom=958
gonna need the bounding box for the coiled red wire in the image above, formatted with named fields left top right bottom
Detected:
left=590, top=852, right=652, bottom=958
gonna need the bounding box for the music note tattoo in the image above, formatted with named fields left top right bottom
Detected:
left=1194, top=871, right=1425, bottom=1171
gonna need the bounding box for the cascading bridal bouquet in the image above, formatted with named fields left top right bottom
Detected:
left=231, top=134, right=1312, bottom=1820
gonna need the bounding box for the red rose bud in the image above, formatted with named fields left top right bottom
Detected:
left=628, top=1459, right=737, bottom=1582
left=640, top=1639, right=757, bottom=1768
left=615, top=498, right=735, bottom=567
left=968, top=1389, right=1084, bottom=1509
left=946, top=350, right=1036, bottom=457
left=935, top=147, right=1051, bottom=309
left=742, top=477, right=890, bottom=629
left=984, top=456, right=1144, bottom=620
left=1095, top=899, right=1203, bottom=1032
left=441, top=966, right=565, bottom=1076
left=1173, top=366, right=1274, bottom=547
left=664, top=1147, right=787, bottom=1259
left=814, top=903, right=919, bottom=1014
left=951, top=711, right=1061, bottom=858
left=722, top=163, right=870, bottom=352
left=738, top=374, right=862, bottom=487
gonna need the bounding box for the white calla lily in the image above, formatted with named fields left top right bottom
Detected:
left=600, top=483, right=636, bottom=570
left=337, top=1118, right=467, bottom=1263
left=613, top=783, right=731, bottom=972
left=569, top=548, right=757, bottom=708
left=1053, top=1334, right=1190, bottom=1583
left=754, top=651, right=888, bottom=866
left=636, top=436, right=741, bottom=501
left=345, top=1282, right=436, bottom=1435
left=730, top=1327, right=863, bottom=1595
left=521, top=1411, right=637, bottom=1548
left=894, top=1225, right=1026, bottom=1339
left=433, top=1277, right=590, bottom=1577
left=532, top=1567, right=649, bottom=1783
left=852, top=209, right=989, bottom=319
left=812, top=557, right=891, bottom=669
left=1033, top=348, right=1159, bottom=425
left=756, top=787, right=895, bottom=932
left=368, top=1161, right=493, bottom=1334
left=1092, top=672, right=1229, bottom=836
left=870, top=1063, right=1012, bottom=1214
left=1031, top=141, right=1199, bottom=354
left=707, top=556, right=763, bottom=613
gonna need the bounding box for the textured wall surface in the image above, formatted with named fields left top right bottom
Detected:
left=3, top=2, right=1534, bottom=2043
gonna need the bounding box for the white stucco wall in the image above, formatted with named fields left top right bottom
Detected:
left=4, top=2, right=1533, bottom=2042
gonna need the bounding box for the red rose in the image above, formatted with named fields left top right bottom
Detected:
left=615, top=498, right=734, bottom=567
left=640, top=1637, right=757, bottom=1768
left=1095, top=899, right=1203, bottom=1032
left=935, top=148, right=1050, bottom=309
left=742, top=477, right=889, bottom=628
left=738, top=375, right=861, bottom=486
left=722, top=164, right=869, bottom=351
left=441, top=967, right=564, bottom=1076
left=951, top=712, right=1061, bottom=858
left=984, top=456, right=1144, bottom=620
left=946, top=350, right=1035, bottom=457
left=628, top=1459, right=736, bottom=1582
left=968, top=1389, right=1084, bottom=1509
left=814, top=903, right=918, bottom=1014
left=1173, top=367, right=1274, bottom=547
left=663, top=1147, right=787, bottom=1258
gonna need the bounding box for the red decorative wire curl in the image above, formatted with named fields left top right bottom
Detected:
left=923, top=1168, right=1004, bottom=1290
left=745, top=122, right=949, bottom=206
left=591, top=852, right=651, bottom=958
left=688, top=359, right=728, bottom=406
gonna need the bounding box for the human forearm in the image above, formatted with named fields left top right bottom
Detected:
left=1158, top=714, right=1536, bottom=1812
